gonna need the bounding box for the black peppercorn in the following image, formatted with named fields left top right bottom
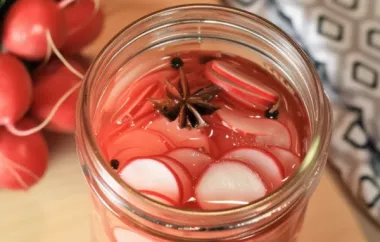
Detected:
left=110, top=159, right=120, bottom=170
left=171, top=57, right=184, bottom=69
left=265, top=109, right=279, bottom=120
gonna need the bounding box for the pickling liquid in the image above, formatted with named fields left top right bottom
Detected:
left=92, top=51, right=309, bottom=241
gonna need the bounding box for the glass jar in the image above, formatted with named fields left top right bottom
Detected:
left=76, top=4, right=332, bottom=242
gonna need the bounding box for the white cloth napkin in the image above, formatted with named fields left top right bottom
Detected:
left=223, top=0, right=380, bottom=226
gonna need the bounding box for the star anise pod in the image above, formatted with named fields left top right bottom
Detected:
left=148, top=57, right=221, bottom=129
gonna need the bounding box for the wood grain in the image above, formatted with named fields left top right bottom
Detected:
left=0, top=1, right=366, bottom=242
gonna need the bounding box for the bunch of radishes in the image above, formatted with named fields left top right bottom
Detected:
left=0, top=0, right=104, bottom=191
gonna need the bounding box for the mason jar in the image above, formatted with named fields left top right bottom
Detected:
left=76, top=4, right=332, bottom=242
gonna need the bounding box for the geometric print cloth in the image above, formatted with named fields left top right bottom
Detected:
left=223, top=0, right=380, bottom=227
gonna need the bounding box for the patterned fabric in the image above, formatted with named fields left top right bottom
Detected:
left=223, top=0, right=380, bottom=226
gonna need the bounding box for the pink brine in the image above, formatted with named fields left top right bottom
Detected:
left=94, top=52, right=308, bottom=211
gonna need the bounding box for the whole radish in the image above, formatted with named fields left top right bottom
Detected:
left=0, top=53, right=33, bottom=125
left=31, top=57, right=85, bottom=133
left=60, top=0, right=104, bottom=53
left=2, top=0, right=67, bottom=60
left=0, top=118, right=49, bottom=190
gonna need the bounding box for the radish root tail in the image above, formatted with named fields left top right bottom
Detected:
left=46, top=31, right=84, bottom=79
left=0, top=152, right=39, bottom=190
left=58, top=0, right=76, bottom=9
left=5, top=31, right=84, bottom=136
left=93, top=0, right=100, bottom=14
left=5, top=82, right=81, bottom=136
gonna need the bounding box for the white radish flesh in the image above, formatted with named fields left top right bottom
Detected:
left=268, top=147, right=301, bottom=178
left=108, top=129, right=173, bottom=164
left=156, top=156, right=193, bottom=203
left=119, top=157, right=182, bottom=204
left=210, top=60, right=278, bottom=102
left=222, top=147, right=284, bottom=190
left=195, top=159, right=267, bottom=210
left=147, top=116, right=217, bottom=155
left=217, top=107, right=291, bottom=149
left=205, top=62, right=274, bottom=110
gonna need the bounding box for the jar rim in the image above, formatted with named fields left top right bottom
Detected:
left=77, top=4, right=332, bottom=220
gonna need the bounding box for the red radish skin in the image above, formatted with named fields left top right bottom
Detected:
left=195, top=159, right=267, bottom=210
left=61, top=0, right=104, bottom=53
left=0, top=54, right=33, bottom=125
left=221, top=147, right=284, bottom=190
left=165, top=147, right=214, bottom=179
left=216, top=107, right=291, bottom=149
left=0, top=118, right=49, bottom=190
left=205, top=62, right=274, bottom=110
left=2, top=0, right=67, bottom=60
left=267, top=146, right=301, bottom=178
left=139, top=190, right=178, bottom=206
left=210, top=60, right=278, bottom=102
left=119, top=157, right=185, bottom=204
left=156, top=156, right=193, bottom=203
left=31, top=57, right=85, bottom=133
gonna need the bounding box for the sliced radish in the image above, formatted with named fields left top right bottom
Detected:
left=156, top=156, right=193, bottom=203
left=139, top=190, right=178, bottom=206
left=119, top=157, right=183, bottom=204
left=207, top=115, right=260, bottom=152
left=114, top=227, right=154, bottom=242
left=165, top=148, right=214, bottom=179
left=147, top=116, right=217, bottom=155
left=103, top=68, right=177, bottom=112
left=217, top=107, right=291, bottom=149
left=114, top=69, right=175, bottom=108
left=195, top=159, right=267, bottom=210
left=107, top=129, right=173, bottom=164
left=111, top=82, right=159, bottom=124
left=210, top=60, right=278, bottom=102
left=278, top=113, right=301, bottom=155
left=205, top=62, right=275, bottom=110
left=267, top=146, right=301, bottom=178
left=221, top=147, right=284, bottom=190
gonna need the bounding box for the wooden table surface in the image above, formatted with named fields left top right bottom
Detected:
left=0, top=1, right=369, bottom=241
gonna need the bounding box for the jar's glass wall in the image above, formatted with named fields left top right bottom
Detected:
left=76, top=5, right=332, bottom=242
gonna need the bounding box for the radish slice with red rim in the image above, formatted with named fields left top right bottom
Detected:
left=107, top=129, right=173, bottom=163
left=155, top=156, right=193, bottom=203
left=221, top=147, right=284, bottom=190
left=165, top=147, right=214, bottom=179
left=147, top=116, right=216, bottom=155
left=267, top=146, right=301, bottom=178
left=217, top=107, right=291, bottom=149
left=210, top=60, right=278, bottom=102
left=119, top=157, right=183, bottom=204
left=195, top=159, right=267, bottom=210
left=139, top=190, right=178, bottom=206
left=205, top=62, right=276, bottom=110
